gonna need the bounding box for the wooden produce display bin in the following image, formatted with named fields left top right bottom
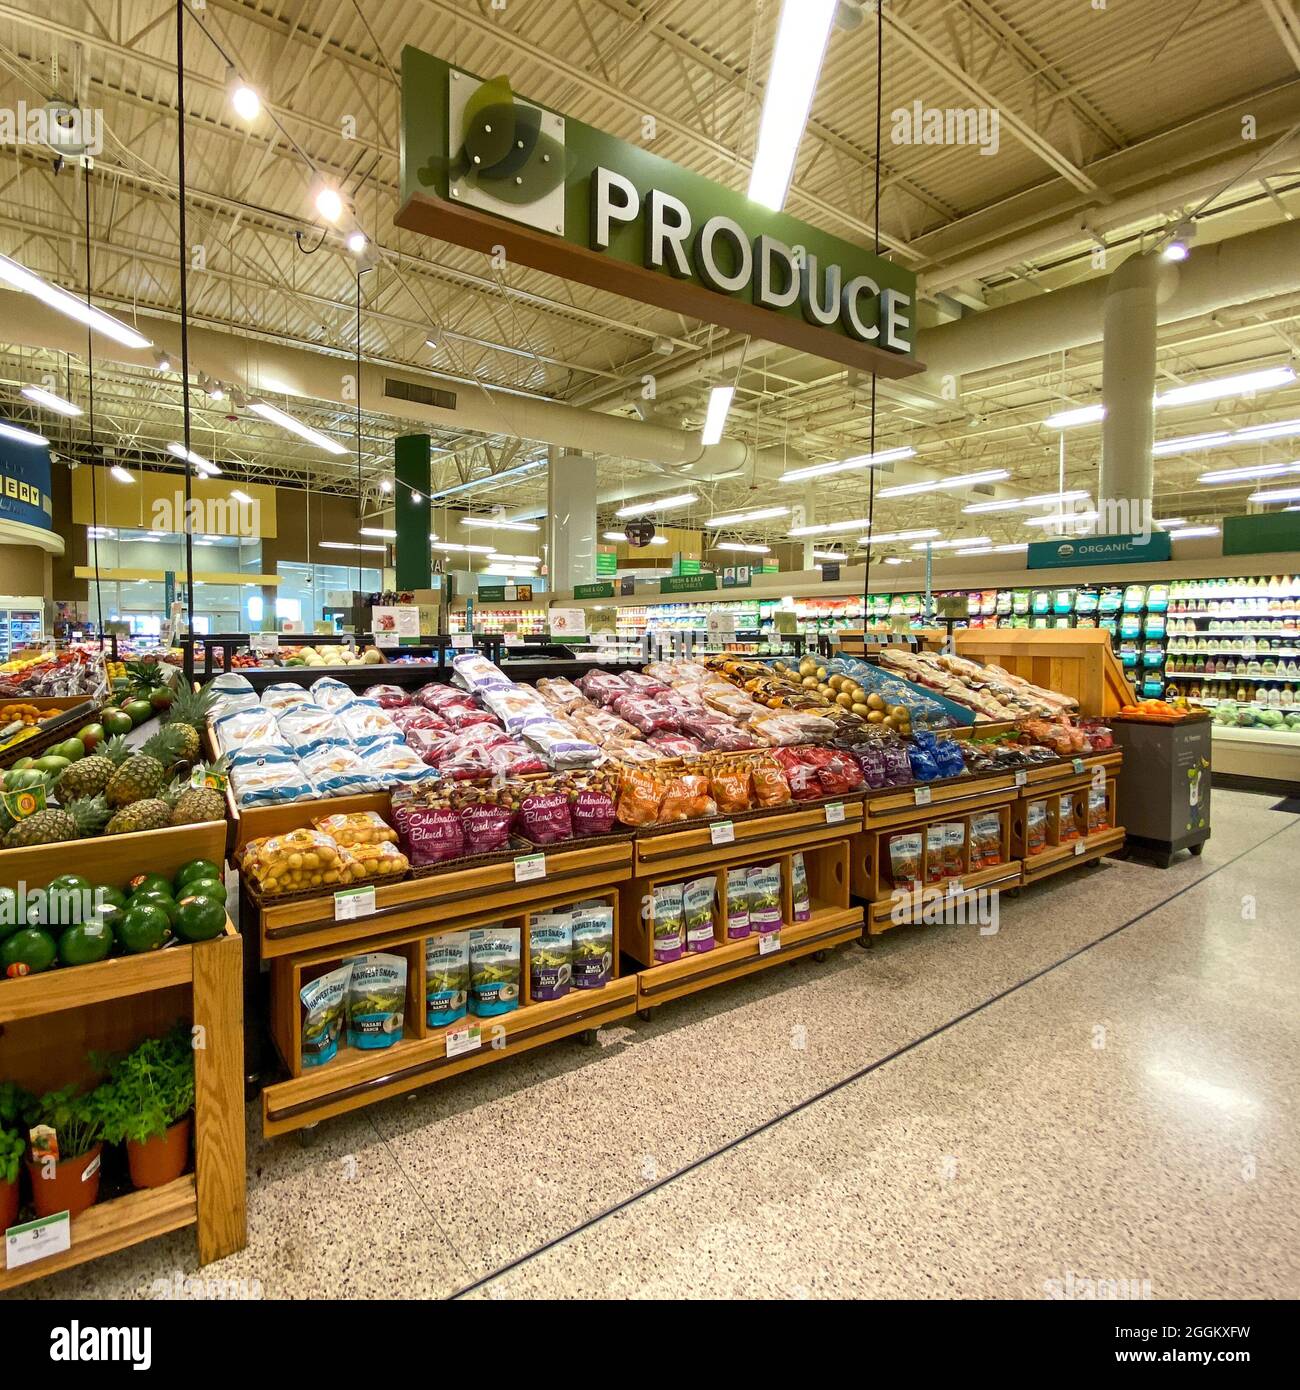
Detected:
left=624, top=804, right=865, bottom=1012
left=860, top=769, right=1020, bottom=831
left=954, top=628, right=1136, bottom=716
left=260, top=879, right=636, bottom=1138
left=1013, top=756, right=1125, bottom=886
left=0, top=696, right=102, bottom=770
left=0, top=821, right=245, bottom=1289
left=853, top=799, right=1022, bottom=936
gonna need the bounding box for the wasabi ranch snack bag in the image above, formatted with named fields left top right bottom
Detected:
left=682, top=875, right=717, bottom=953
left=570, top=901, right=614, bottom=989
left=469, top=926, right=521, bottom=1016
left=425, top=932, right=470, bottom=1027
left=529, top=910, right=573, bottom=1002
left=652, top=882, right=685, bottom=963
left=748, top=862, right=782, bottom=934
left=726, top=866, right=751, bottom=940
left=345, top=953, right=406, bottom=1050
left=301, top=963, right=352, bottom=1067
left=790, top=853, right=811, bottom=924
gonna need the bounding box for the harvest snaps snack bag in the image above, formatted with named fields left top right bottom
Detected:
left=469, top=927, right=521, bottom=1016
left=300, top=964, right=352, bottom=1068
left=425, top=933, right=470, bottom=1028
left=652, top=882, right=685, bottom=963
left=726, top=867, right=751, bottom=940
left=529, top=911, right=572, bottom=1002
left=345, top=953, right=407, bottom=1050
left=570, top=901, right=614, bottom=989
left=682, top=875, right=717, bottom=954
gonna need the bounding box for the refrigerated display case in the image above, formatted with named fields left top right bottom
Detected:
left=0, top=601, right=44, bottom=661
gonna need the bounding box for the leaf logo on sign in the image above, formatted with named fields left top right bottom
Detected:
left=445, top=76, right=566, bottom=205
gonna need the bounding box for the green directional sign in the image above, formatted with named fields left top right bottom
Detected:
left=660, top=573, right=717, bottom=595
left=574, top=581, right=614, bottom=599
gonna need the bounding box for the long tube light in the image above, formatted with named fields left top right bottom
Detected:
left=705, top=506, right=790, bottom=526
left=778, top=446, right=916, bottom=484
left=963, top=490, right=1090, bottom=515
left=461, top=516, right=540, bottom=532
left=486, top=553, right=540, bottom=565
left=1045, top=366, right=1298, bottom=428
left=1153, top=518, right=1187, bottom=529
left=713, top=542, right=771, bottom=554
left=429, top=459, right=546, bottom=501
left=0, top=253, right=152, bottom=349
left=909, top=537, right=992, bottom=551
left=109, top=464, right=134, bottom=483
left=1155, top=418, right=1300, bottom=455
left=1167, top=526, right=1221, bottom=539
left=0, top=420, right=49, bottom=446
left=1198, top=460, right=1300, bottom=484
left=319, top=541, right=387, bottom=552
left=167, top=442, right=221, bottom=475
left=1023, top=510, right=1100, bottom=527
left=615, top=492, right=697, bottom=518
left=1247, top=485, right=1300, bottom=503
left=433, top=541, right=495, bottom=554
left=954, top=546, right=993, bottom=557
left=747, top=0, right=837, bottom=210
left=359, top=527, right=397, bottom=538
left=876, top=468, right=1010, bottom=499
left=20, top=385, right=81, bottom=417
left=1044, top=405, right=1104, bottom=429
left=856, top=528, right=941, bottom=545
left=248, top=399, right=347, bottom=454
left=700, top=386, right=734, bottom=446
left=787, top=517, right=872, bottom=537
left=812, top=549, right=850, bottom=561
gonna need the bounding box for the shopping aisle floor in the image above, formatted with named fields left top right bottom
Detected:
left=11, top=788, right=1299, bottom=1301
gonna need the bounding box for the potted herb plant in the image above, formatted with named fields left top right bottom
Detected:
left=0, top=1081, right=30, bottom=1228
left=97, top=1026, right=195, bottom=1190
left=25, top=1085, right=105, bottom=1218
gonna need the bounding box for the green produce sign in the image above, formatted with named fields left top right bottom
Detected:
left=660, top=573, right=717, bottom=595
left=574, top=581, right=614, bottom=599
left=1027, top=532, right=1171, bottom=570
left=1223, top=512, right=1300, bottom=556
left=398, top=48, right=921, bottom=378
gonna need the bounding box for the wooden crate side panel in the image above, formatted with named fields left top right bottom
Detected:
left=193, top=933, right=246, bottom=1265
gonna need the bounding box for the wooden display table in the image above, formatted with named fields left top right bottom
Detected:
left=0, top=822, right=245, bottom=1289
left=954, top=628, right=1136, bottom=716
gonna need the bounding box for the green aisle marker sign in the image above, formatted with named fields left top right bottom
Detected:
left=574, top=582, right=614, bottom=599
left=660, top=573, right=717, bottom=594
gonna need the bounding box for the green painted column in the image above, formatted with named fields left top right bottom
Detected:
left=394, top=434, right=431, bottom=589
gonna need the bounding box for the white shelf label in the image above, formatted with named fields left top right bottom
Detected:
left=1014, top=770, right=1028, bottom=787
left=446, top=1024, right=482, bottom=1059
left=948, top=878, right=964, bottom=894
left=758, top=931, right=781, bottom=956
left=450, top=634, right=473, bottom=649
left=334, top=886, right=376, bottom=921
left=1074, top=840, right=1086, bottom=857
left=504, top=635, right=524, bottom=648
left=913, top=785, right=932, bottom=806
left=374, top=631, right=399, bottom=649
left=710, top=820, right=736, bottom=846
left=5, top=1211, right=70, bottom=1270
left=251, top=633, right=280, bottom=656
left=514, top=853, right=547, bottom=883
left=824, top=802, right=846, bottom=825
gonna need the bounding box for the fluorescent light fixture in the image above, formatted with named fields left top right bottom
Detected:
left=883, top=556, right=910, bottom=565
left=1248, top=485, right=1300, bottom=503
left=649, top=536, right=669, bottom=545
left=429, top=458, right=545, bottom=501
left=787, top=517, right=872, bottom=538
left=1023, top=510, right=1100, bottom=527
left=876, top=468, right=1010, bottom=499
left=1167, top=526, right=1220, bottom=539
left=714, top=542, right=771, bottom=553
left=954, top=546, right=994, bottom=557
left=812, top=549, right=850, bottom=562
left=602, top=531, right=627, bottom=542
left=1163, top=239, right=1190, bottom=262
left=909, top=537, right=992, bottom=551
left=1157, top=365, right=1295, bottom=406
left=0, top=253, right=152, bottom=349
left=20, top=385, right=81, bottom=416
left=433, top=541, right=495, bottom=554
left=487, top=553, right=540, bottom=565
left=319, top=541, right=387, bottom=552
left=1044, top=404, right=1105, bottom=428
left=248, top=399, right=347, bottom=455
left=705, top=506, right=790, bottom=526
left=747, top=0, right=837, bottom=211
left=992, top=542, right=1029, bottom=553
left=230, top=489, right=252, bottom=504
left=1199, top=460, right=1300, bottom=484
left=315, top=186, right=344, bottom=223
left=358, top=527, right=397, bottom=538
left=109, top=464, right=134, bottom=483
left=615, top=492, right=697, bottom=518
left=856, top=528, right=941, bottom=545
left=1155, top=418, right=1300, bottom=455
left=166, top=442, right=220, bottom=475
left=964, top=490, right=1090, bottom=514
left=0, top=420, right=49, bottom=446
left=461, top=516, right=540, bottom=532
left=700, top=385, right=734, bottom=445
left=346, top=231, right=368, bottom=255
left=778, top=446, right=915, bottom=483
left=1153, top=517, right=1187, bottom=529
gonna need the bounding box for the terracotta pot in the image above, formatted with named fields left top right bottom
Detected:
left=126, top=1116, right=191, bottom=1190
left=27, top=1143, right=102, bottom=1219
left=0, top=1174, right=18, bottom=1231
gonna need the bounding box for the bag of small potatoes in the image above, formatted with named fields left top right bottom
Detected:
left=241, top=827, right=365, bottom=896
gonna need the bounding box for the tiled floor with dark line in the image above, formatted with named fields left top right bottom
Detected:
left=8, top=788, right=1298, bottom=1301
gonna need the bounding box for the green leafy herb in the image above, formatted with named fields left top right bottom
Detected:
left=26, top=1084, right=104, bottom=1160
left=94, top=1024, right=195, bottom=1146
left=0, top=1126, right=24, bottom=1184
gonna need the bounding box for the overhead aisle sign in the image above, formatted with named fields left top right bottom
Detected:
left=398, top=48, right=923, bottom=379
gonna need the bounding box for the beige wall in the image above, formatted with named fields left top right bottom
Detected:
left=0, top=544, right=49, bottom=600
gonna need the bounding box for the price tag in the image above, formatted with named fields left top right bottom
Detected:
left=948, top=878, right=964, bottom=895
left=251, top=632, right=280, bottom=657
left=1072, top=757, right=1085, bottom=775
left=504, top=635, right=524, bottom=648
left=824, top=801, right=846, bottom=825
left=1014, top=770, right=1028, bottom=787
left=450, top=634, right=473, bottom=649
left=445, top=1024, right=482, bottom=1059
left=334, top=886, right=376, bottom=921
left=914, top=785, right=932, bottom=806
left=758, top=931, right=781, bottom=956
left=374, top=631, right=398, bottom=649
left=710, top=820, right=736, bottom=845
left=514, top=853, right=546, bottom=883
left=1074, top=840, right=1086, bottom=857
left=5, top=1211, right=70, bottom=1271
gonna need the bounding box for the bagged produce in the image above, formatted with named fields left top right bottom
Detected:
left=314, top=810, right=398, bottom=845
left=208, top=672, right=258, bottom=719
left=425, top=933, right=470, bottom=1027
left=309, top=676, right=356, bottom=712
left=469, top=927, right=521, bottom=1016
left=748, top=863, right=783, bottom=934
left=682, top=875, right=717, bottom=953
left=615, top=765, right=666, bottom=827
left=568, top=768, right=618, bottom=837
left=345, top=838, right=409, bottom=880
left=241, top=827, right=364, bottom=895
left=482, top=739, right=549, bottom=777
left=725, top=866, right=751, bottom=940
left=790, top=852, right=811, bottom=923
left=611, top=692, right=680, bottom=735
left=336, top=699, right=399, bottom=749
left=652, top=882, right=685, bottom=963
left=1057, top=793, right=1080, bottom=841
left=393, top=798, right=465, bottom=867
left=750, top=755, right=793, bottom=807
left=362, top=684, right=410, bottom=708
left=516, top=783, right=574, bottom=845
left=534, top=676, right=587, bottom=710
left=390, top=706, right=450, bottom=734
left=888, top=831, right=923, bottom=889
left=1025, top=799, right=1048, bottom=855
left=520, top=718, right=602, bottom=768
left=300, top=964, right=352, bottom=1068
left=360, top=740, right=433, bottom=787
left=646, top=732, right=705, bottom=758
left=970, top=812, right=1002, bottom=869
left=577, top=669, right=630, bottom=704
left=443, top=704, right=504, bottom=732
left=1087, top=786, right=1109, bottom=833
left=658, top=770, right=717, bottom=823
left=529, top=910, right=572, bottom=1001
left=230, top=751, right=315, bottom=808
left=709, top=759, right=754, bottom=814
left=298, top=746, right=381, bottom=797
left=459, top=797, right=515, bottom=853
left=451, top=651, right=512, bottom=693
left=261, top=682, right=314, bottom=715
left=773, top=747, right=820, bottom=800
left=345, top=952, right=407, bottom=1049
left=278, top=703, right=349, bottom=758
left=570, top=900, right=614, bottom=989
left=925, top=824, right=947, bottom=883
left=482, top=683, right=550, bottom=732
left=942, top=821, right=966, bottom=879
left=214, top=705, right=287, bottom=758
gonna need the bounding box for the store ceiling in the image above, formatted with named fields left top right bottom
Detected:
left=1, top=0, right=1299, bottom=557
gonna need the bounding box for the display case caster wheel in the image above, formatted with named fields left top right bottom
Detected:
left=812, top=949, right=829, bottom=963
left=297, top=1123, right=319, bottom=1148
left=1189, top=842, right=1204, bottom=856
left=638, top=1008, right=655, bottom=1022
left=578, top=1028, right=598, bottom=1047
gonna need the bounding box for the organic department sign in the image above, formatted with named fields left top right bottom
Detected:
left=398, top=47, right=922, bottom=379
left=1027, top=533, right=1172, bottom=570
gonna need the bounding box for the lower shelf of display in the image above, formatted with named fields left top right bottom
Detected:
left=1167, top=672, right=1299, bottom=682
left=1209, top=723, right=1300, bottom=741
left=1022, top=828, right=1125, bottom=878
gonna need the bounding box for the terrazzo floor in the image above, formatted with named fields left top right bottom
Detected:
left=8, top=787, right=1299, bottom=1300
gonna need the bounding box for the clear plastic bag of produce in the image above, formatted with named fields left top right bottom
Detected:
left=520, top=718, right=601, bottom=768
left=277, top=703, right=349, bottom=758
left=298, top=745, right=382, bottom=796
left=344, top=838, right=410, bottom=879
left=214, top=705, right=288, bottom=758
left=361, top=740, right=434, bottom=787
left=657, top=770, right=717, bottom=823
left=229, top=750, right=315, bottom=807
left=314, top=809, right=398, bottom=845
left=260, top=682, right=314, bottom=715
left=826, top=657, right=957, bottom=729
left=749, top=711, right=833, bottom=745
left=577, top=670, right=630, bottom=705
left=389, top=705, right=450, bottom=734
left=450, top=651, right=511, bottom=693
left=646, top=732, right=704, bottom=758
left=309, top=676, right=356, bottom=713
left=611, top=692, right=680, bottom=735
left=481, top=739, right=549, bottom=777
left=362, top=684, right=410, bottom=709
left=615, top=764, right=666, bottom=826
left=481, top=683, right=550, bottom=732
left=534, top=676, right=587, bottom=711
left=335, top=698, right=399, bottom=749
left=241, top=826, right=363, bottom=894
left=442, top=704, right=504, bottom=732
left=414, top=683, right=475, bottom=712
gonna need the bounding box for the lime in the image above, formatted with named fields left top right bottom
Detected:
left=132, top=889, right=179, bottom=926
left=180, top=877, right=227, bottom=906
left=173, top=894, right=225, bottom=943
left=115, top=902, right=169, bottom=954
left=2, top=928, right=57, bottom=976
left=0, top=887, right=22, bottom=941
left=95, top=885, right=128, bottom=912
left=127, top=872, right=172, bottom=898
left=174, top=859, right=221, bottom=890
left=58, top=918, right=113, bottom=967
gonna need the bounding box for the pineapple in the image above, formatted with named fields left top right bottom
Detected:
left=105, top=798, right=175, bottom=835
left=164, top=682, right=217, bottom=763
left=169, top=757, right=229, bottom=826
left=105, top=727, right=188, bottom=807
left=3, top=794, right=110, bottom=848
left=55, top=734, right=131, bottom=801
left=126, top=659, right=168, bottom=698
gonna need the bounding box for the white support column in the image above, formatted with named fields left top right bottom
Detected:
left=1099, top=252, right=1160, bottom=527
left=547, top=447, right=598, bottom=592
